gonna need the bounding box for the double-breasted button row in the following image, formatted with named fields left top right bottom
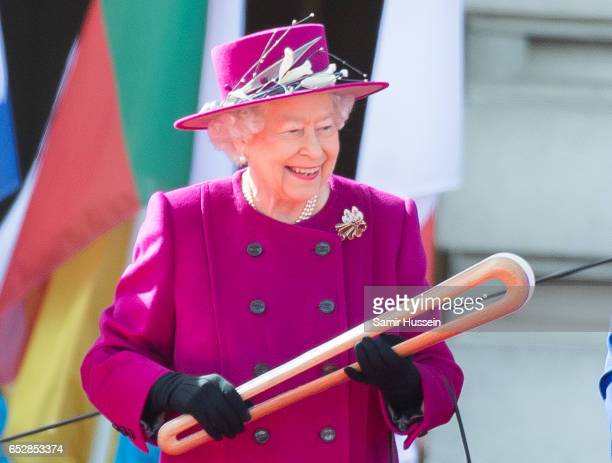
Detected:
left=249, top=299, right=334, bottom=315
left=254, top=361, right=338, bottom=378
left=247, top=241, right=332, bottom=257
left=253, top=427, right=335, bottom=444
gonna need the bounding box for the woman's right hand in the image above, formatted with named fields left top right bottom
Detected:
left=145, top=372, right=251, bottom=440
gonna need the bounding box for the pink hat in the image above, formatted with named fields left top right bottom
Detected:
left=174, top=20, right=388, bottom=130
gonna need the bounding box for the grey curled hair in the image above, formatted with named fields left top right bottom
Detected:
left=207, top=92, right=356, bottom=163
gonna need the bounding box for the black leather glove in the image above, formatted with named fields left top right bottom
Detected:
left=344, top=333, right=423, bottom=415
left=143, top=372, right=251, bottom=441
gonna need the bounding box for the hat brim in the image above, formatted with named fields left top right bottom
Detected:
left=173, top=80, right=389, bottom=130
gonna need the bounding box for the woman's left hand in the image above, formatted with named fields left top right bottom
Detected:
left=344, top=333, right=423, bottom=414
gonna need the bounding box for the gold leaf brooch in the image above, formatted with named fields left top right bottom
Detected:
left=335, top=206, right=367, bottom=240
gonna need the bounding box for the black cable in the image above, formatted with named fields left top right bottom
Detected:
left=482, top=255, right=612, bottom=301
left=1, top=255, right=611, bottom=453
left=444, top=375, right=471, bottom=463
left=535, top=256, right=612, bottom=284
left=0, top=411, right=99, bottom=443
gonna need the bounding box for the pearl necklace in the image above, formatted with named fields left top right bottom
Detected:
left=241, top=171, right=319, bottom=223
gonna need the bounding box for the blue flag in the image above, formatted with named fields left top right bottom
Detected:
left=601, top=332, right=612, bottom=459
left=0, top=20, right=20, bottom=202
left=113, top=434, right=160, bottom=463
left=0, top=390, right=9, bottom=462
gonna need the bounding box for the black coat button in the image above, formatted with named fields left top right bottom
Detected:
left=320, top=426, right=336, bottom=442
left=253, top=428, right=270, bottom=444
left=314, top=241, right=331, bottom=256
left=321, top=362, right=337, bottom=375
left=318, top=299, right=335, bottom=314
left=253, top=362, right=270, bottom=377
left=246, top=242, right=263, bottom=256
left=249, top=299, right=266, bottom=314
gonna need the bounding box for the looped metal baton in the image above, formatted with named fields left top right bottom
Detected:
left=158, top=252, right=535, bottom=455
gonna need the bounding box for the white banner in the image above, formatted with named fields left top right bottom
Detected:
left=189, top=0, right=245, bottom=184
left=356, top=0, right=463, bottom=199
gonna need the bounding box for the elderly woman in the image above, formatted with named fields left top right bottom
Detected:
left=81, top=22, right=463, bottom=462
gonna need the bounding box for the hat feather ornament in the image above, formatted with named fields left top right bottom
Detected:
left=174, top=13, right=389, bottom=130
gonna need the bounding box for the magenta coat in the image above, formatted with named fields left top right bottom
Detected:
left=81, top=169, right=463, bottom=462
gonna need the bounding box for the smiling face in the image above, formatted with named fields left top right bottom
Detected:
left=234, top=92, right=340, bottom=210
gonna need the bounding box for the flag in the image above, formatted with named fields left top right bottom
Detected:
left=5, top=220, right=133, bottom=463
left=356, top=0, right=464, bottom=285
left=356, top=0, right=463, bottom=199
left=0, top=283, right=46, bottom=383
left=0, top=155, right=45, bottom=383
left=3, top=4, right=209, bottom=461
left=0, top=18, right=20, bottom=202
left=113, top=434, right=160, bottom=463
left=189, top=0, right=244, bottom=184
left=0, top=0, right=207, bottom=314
left=414, top=195, right=439, bottom=284
left=0, top=388, right=8, bottom=462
